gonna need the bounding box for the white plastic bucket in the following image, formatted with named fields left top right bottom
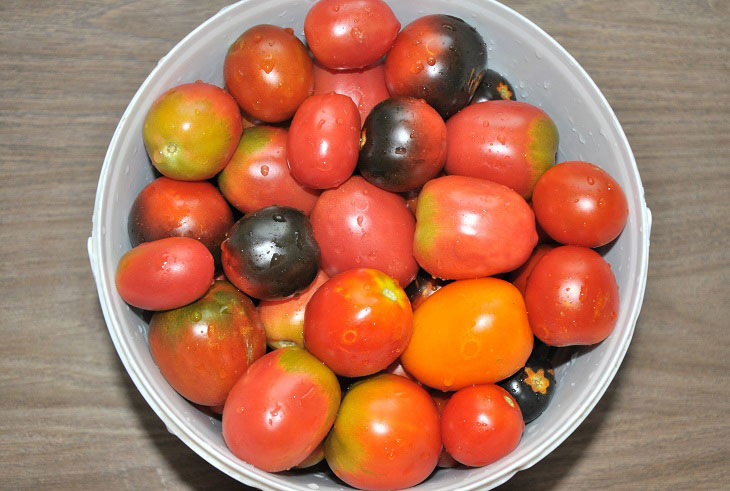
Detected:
left=88, top=0, right=651, bottom=489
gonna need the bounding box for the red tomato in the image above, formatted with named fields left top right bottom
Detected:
left=441, top=384, right=524, bottom=467
left=224, top=25, right=313, bottom=122
left=115, top=237, right=214, bottom=311
left=430, top=391, right=457, bottom=468
left=413, top=175, right=537, bottom=280
left=324, top=374, right=441, bottom=490
left=287, top=93, right=361, bottom=189
left=312, top=61, right=390, bottom=124
left=218, top=126, right=320, bottom=215
left=143, top=82, right=242, bottom=181
left=222, top=347, right=341, bottom=472
left=525, top=246, right=620, bottom=346
left=148, top=280, right=266, bottom=406
left=532, top=161, right=629, bottom=247
left=304, top=0, right=400, bottom=70
left=509, top=244, right=557, bottom=296
left=445, top=100, right=559, bottom=199
left=310, top=176, right=419, bottom=286
left=304, top=268, right=413, bottom=377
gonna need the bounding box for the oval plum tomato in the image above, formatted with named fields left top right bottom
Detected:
left=224, top=25, right=313, bottom=122
left=143, top=82, right=242, bottom=180
left=470, top=68, right=517, bottom=104
left=441, top=384, right=524, bottom=467
left=532, top=161, right=629, bottom=247
left=222, top=346, right=341, bottom=472
left=310, top=176, right=419, bottom=286
left=324, top=374, right=441, bottom=490
left=128, top=177, right=233, bottom=265
left=359, top=97, right=448, bottom=193
left=115, top=237, right=214, bottom=311
left=402, top=278, right=533, bottom=391
left=148, top=280, right=266, bottom=406
left=304, top=268, right=413, bottom=377
left=525, top=246, right=619, bottom=346
left=304, top=0, right=400, bottom=70
left=258, top=270, right=329, bottom=349
left=413, top=175, right=537, bottom=280
left=287, top=93, right=361, bottom=189
left=509, top=244, right=557, bottom=296
left=313, top=61, right=390, bottom=124
left=445, top=100, right=559, bottom=199
left=430, top=391, right=457, bottom=468
left=385, top=15, right=486, bottom=118
left=218, top=126, right=320, bottom=215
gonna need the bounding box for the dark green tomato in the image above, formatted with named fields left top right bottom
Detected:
left=221, top=206, right=320, bottom=300
left=359, top=97, right=447, bottom=193
left=405, top=269, right=449, bottom=310
left=498, top=356, right=556, bottom=424
left=470, top=68, right=517, bottom=104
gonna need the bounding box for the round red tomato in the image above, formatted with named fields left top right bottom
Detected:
left=222, top=346, right=341, bottom=472
left=532, top=161, right=629, bottom=247
left=304, top=0, right=400, bottom=70
left=148, top=280, right=266, bottom=406
left=304, top=268, right=413, bottom=377
left=224, top=25, right=313, bottom=122
left=115, top=237, right=214, bottom=311
left=324, top=374, right=441, bottom=490
left=525, top=246, right=620, bottom=346
left=509, top=244, right=557, bottom=296
left=441, top=384, right=524, bottom=467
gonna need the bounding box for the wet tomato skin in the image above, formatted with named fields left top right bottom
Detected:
left=470, top=68, right=517, bottom=104
left=310, top=176, right=419, bottom=287
left=509, top=244, right=557, bottom=296
left=218, top=126, right=320, bottom=215
left=525, top=246, right=620, bottom=346
left=324, top=374, right=441, bottom=491
left=304, top=0, right=400, bottom=70
left=359, top=97, right=448, bottom=193
left=287, top=93, right=361, bottom=189
left=224, top=25, right=313, bottom=122
left=148, top=280, right=266, bottom=406
left=223, top=346, right=341, bottom=472
left=304, top=268, right=413, bottom=377
left=143, top=82, right=242, bottom=181
left=115, top=237, right=214, bottom=311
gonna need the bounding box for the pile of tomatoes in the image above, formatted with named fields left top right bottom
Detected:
left=114, top=0, right=629, bottom=489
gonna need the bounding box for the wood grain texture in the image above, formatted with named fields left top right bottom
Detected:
left=1, top=0, right=728, bottom=489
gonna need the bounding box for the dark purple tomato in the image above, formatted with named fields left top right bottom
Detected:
left=470, top=68, right=517, bottom=104
left=498, top=354, right=556, bottom=424
left=359, top=97, right=447, bottom=193
left=221, top=206, right=320, bottom=300
left=385, top=15, right=487, bottom=118
left=405, top=270, right=449, bottom=311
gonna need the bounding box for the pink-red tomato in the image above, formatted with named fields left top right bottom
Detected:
left=222, top=346, right=341, bottom=472
left=304, top=0, right=400, bottom=70
left=532, top=161, right=629, bottom=247
left=441, top=384, right=524, bottom=467
left=218, top=126, right=320, bottom=215
left=148, top=280, right=266, bottom=406
left=115, top=237, right=214, bottom=311
left=509, top=244, right=557, bottom=296
left=224, top=25, right=313, bottom=122
left=310, top=176, right=419, bottom=286
left=304, top=269, right=413, bottom=377
left=324, top=374, right=441, bottom=490
left=287, top=93, right=361, bottom=189
left=525, top=246, right=620, bottom=346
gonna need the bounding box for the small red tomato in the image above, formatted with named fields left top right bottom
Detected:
left=325, top=374, right=441, bottom=490
left=532, top=161, right=629, bottom=247
left=222, top=346, right=341, bottom=472
left=525, top=246, right=620, bottom=346
left=115, top=237, right=214, bottom=311
left=441, top=384, right=524, bottom=467
left=509, top=244, right=557, bottom=296
left=304, top=268, right=413, bottom=377
left=287, top=93, right=361, bottom=189
left=445, top=100, right=559, bottom=199
left=313, top=61, right=390, bottom=124
left=148, top=280, right=266, bottom=406
left=310, top=176, right=419, bottom=287
left=304, top=0, right=400, bottom=70
left=430, top=391, right=457, bottom=468
left=218, top=126, right=320, bottom=215
left=224, top=25, right=313, bottom=122
left=143, top=82, right=242, bottom=181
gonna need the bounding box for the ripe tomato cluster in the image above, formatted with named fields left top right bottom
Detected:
left=114, top=1, right=630, bottom=489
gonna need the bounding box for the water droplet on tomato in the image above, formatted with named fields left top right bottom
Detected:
left=587, top=176, right=595, bottom=185
left=260, top=165, right=269, bottom=176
